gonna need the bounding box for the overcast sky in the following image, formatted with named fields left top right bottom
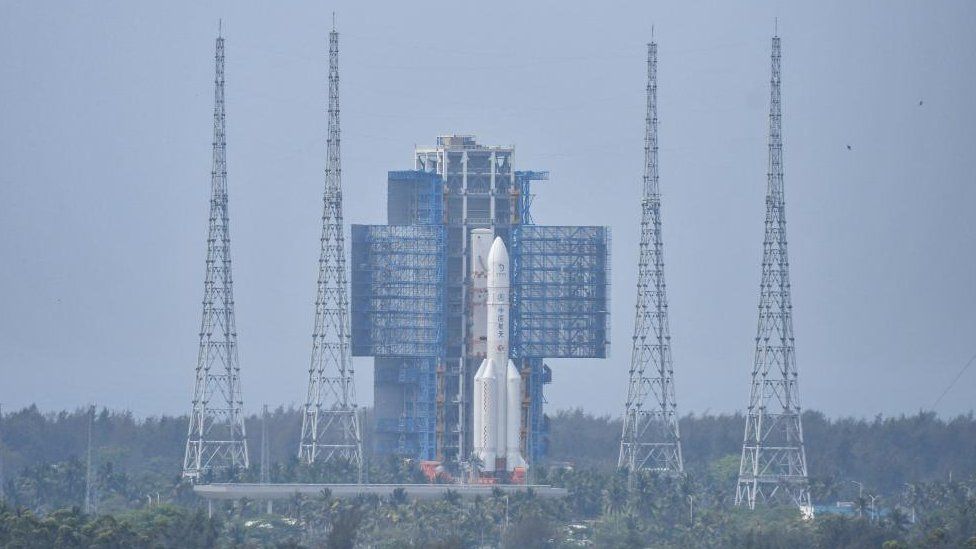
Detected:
left=2, top=1, right=974, bottom=419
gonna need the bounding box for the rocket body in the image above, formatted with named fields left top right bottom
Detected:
left=469, top=229, right=492, bottom=358
left=472, top=236, right=527, bottom=474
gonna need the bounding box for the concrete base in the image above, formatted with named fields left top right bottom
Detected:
left=193, top=483, right=567, bottom=502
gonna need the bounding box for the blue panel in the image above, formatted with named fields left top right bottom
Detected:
left=387, top=171, right=443, bottom=226
left=374, top=357, right=437, bottom=460
left=511, top=225, right=611, bottom=359
left=351, top=222, right=445, bottom=461
left=523, top=358, right=551, bottom=462
left=350, top=225, right=446, bottom=357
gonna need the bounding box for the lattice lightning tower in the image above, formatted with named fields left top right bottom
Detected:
left=735, top=35, right=812, bottom=511
left=298, top=23, right=364, bottom=481
left=618, top=39, right=684, bottom=475
left=183, top=29, right=249, bottom=480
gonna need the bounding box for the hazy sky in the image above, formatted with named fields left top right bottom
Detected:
left=2, top=1, right=974, bottom=419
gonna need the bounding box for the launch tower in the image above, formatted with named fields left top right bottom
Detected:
left=183, top=30, right=249, bottom=480
left=734, top=34, right=812, bottom=511
left=350, top=136, right=610, bottom=472
left=298, top=23, right=365, bottom=482
left=618, top=39, right=684, bottom=475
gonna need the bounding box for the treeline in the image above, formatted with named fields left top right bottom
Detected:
left=0, top=405, right=310, bottom=482
left=0, top=405, right=974, bottom=546
left=1, top=406, right=974, bottom=507
left=549, top=408, right=976, bottom=498
left=0, top=504, right=222, bottom=548
left=2, top=472, right=975, bottom=547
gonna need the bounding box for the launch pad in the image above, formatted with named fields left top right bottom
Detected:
left=193, top=483, right=567, bottom=502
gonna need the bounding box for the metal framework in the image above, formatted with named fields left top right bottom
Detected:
left=351, top=225, right=447, bottom=357
left=735, top=35, right=812, bottom=511
left=507, top=224, right=609, bottom=461
left=415, top=136, right=516, bottom=463
left=509, top=225, right=611, bottom=359
left=387, top=171, right=444, bottom=226
left=514, top=170, right=549, bottom=226
left=521, top=357, right=551, bottom=462
left=371, top=357, right=438, bottom=458
left=298, top=25, right=364, bottom=481
left=183, top=31, right=249, bottom=480
left=351, top=224, right=446, bottom=459
left=353, top=136, right=610, bottom=467
left=618, top=40, right=684, bottom=475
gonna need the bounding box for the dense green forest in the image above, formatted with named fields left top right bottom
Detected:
left=548, top=409, right=976, bottom=498
left=0, top=405, right=974, bottom=547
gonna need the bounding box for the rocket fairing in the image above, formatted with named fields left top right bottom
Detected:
left=472, top=236, right=527, bottom=473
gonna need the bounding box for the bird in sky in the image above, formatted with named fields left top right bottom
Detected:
left=919, top=100, right=924, bottom=106
left=846, top=144, right=852, bottom=151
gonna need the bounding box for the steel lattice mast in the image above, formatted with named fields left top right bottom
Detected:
left=735, top=34, right=811, bottom=511
left=298, top=22, right=364, bottom=481
left=618, top=39, right=684, bottom=475
left=183, top=29, right=249, bottom=480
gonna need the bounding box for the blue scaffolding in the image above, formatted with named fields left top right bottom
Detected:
left=351, top=223, right=446, bottom=459
left=509, top=225, right=611, bottom=462
left=352, top=147, right=610, bottom=466
left=514, top=170, right=549, bottom=225
left=510, top=225, right=611, bottom=359
left=518, top=357, right=551, bottom=462
left=387, top=170, right=444, bottom=226
left=372, top=357, right=437, bottom=458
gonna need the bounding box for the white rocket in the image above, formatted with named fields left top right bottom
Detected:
left=472, top=235, right=527, bottom=473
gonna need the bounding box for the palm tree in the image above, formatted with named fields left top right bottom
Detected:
left=467, top=453, right=485, bottom=481
left=602, top=483, right=627, bottom=516
left=886, top=508, right=910, bottom=531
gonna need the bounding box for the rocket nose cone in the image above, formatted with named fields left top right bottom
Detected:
left=487, top=237, right=508, bottom=266
left=506, top=360, right=520, bottom=380
left=475, top=359, right=489, bottom=380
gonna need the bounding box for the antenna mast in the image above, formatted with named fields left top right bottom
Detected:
left=84, top=405, right=96, bottom=513
left=183, top=31, right=250, bottom=480
left=261, top=405, right=270, bottom=484
left=618, top=39, right=684, bottom=476
left=0, top=404, right=6, bottom=503
left=298, top=23, right=364, bottom=482
left=735, top=34, right=812, bottom=511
